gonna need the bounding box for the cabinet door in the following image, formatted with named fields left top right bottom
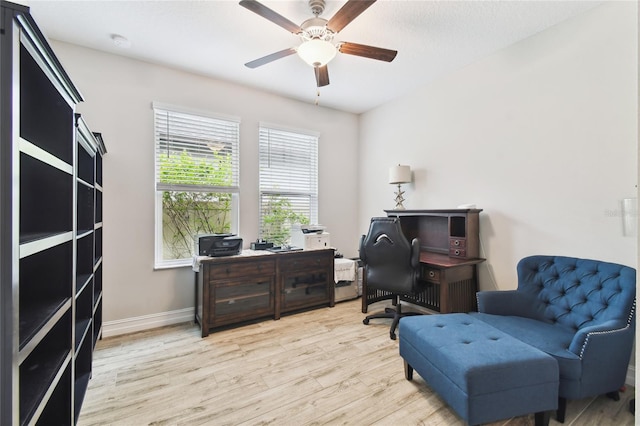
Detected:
left=280, top=268, right=331, bottom=312
left=209, top=277, right=274, bottom=326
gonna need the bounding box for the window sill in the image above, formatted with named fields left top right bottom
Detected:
left=154, top=260, right=192, bottom=270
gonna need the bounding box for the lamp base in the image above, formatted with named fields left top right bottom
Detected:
left=393, top=184, right=406, bottom=210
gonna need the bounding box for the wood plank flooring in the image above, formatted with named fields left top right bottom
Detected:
left=78, top=299, right=635, bottom=425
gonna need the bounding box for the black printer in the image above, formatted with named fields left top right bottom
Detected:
left=196, top=234, right=243, bottom=257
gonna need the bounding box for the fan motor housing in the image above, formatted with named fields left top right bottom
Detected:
left=300, top=17, right=333, bottom=41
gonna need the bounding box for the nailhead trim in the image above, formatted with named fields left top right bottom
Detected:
left=578, top=300, right=635, bottom=359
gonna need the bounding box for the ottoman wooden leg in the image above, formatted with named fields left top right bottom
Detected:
left=557, top=397, right=566, bottom=423
left=404, top=361, right=413, bottom=381
left=534, top=411, right=550, bottom=426
left=399, top=314, right=558, bottom=426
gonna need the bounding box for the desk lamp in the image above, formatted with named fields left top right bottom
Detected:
left=389, top=165, right=411, bottom=210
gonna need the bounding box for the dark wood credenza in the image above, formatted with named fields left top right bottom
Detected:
left=195, top=249, right=335, bottom=337
left=363, top=209, right=485, bottom=315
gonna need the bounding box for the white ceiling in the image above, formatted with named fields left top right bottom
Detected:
left=25, top=0, right=602, bottom=114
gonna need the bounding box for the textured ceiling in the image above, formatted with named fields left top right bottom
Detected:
left=25, top=0, right=602, bottom=114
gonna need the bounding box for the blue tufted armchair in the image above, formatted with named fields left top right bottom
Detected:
left=470, top=255, right=636, bottom=422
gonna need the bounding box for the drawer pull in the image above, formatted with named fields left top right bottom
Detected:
left=428, top=271, right=435, bottom=278
left=454, top=250, right=460, bottom=255
left=454, top=240, right=460, bottom=246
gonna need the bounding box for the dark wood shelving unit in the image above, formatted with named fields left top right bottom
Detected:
left=74, top=115, right=106, bottom=424
left=18, top=299, right=71, bottom=352
left=1, top=2, right=106, bottom=424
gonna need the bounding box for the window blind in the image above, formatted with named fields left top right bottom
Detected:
left=154, top=105, right=239, bottom=193
left=259, top=125, right=318, bottom=241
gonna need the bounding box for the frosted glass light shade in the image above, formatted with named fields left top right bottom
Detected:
left=297, top=39, right=337, bottom=67
left=389, top=165, right=411, bottom=184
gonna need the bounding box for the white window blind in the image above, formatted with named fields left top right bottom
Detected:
left=259, top=125, right=318, bottom=244
left=153, top=103, right=240, bottom=267
left=154, top=105, right=239, bottom=192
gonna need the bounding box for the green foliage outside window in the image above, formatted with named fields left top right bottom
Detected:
left=159, top=150, right=232, bottom=259
left=261, top=194, right=309, bottom=246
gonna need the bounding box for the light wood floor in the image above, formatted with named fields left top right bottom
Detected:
left=78, top=299, right=635, bottom=426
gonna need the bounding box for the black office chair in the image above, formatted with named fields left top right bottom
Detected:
left=359, top=217, right=421, bottom=340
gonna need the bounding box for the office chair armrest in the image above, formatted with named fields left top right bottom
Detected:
left=358, top=234, right=366, bottom=263
left=410, top=238, right=419, bottom=268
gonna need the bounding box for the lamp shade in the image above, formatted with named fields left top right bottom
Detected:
left=297, top=39, right=337, bottom=67
left=389, top=165, right=411, bottom=184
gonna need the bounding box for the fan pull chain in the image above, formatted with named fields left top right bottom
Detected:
left=315, top=89, right=320, bottom=106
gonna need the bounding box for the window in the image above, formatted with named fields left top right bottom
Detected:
left=259, top=124, right=318, bottom=245
left=153, top=103, right=239, bottom=268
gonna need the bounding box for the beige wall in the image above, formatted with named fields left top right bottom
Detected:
left=359, top=1, right=637, bottom=286
left=49, top=3, right=637, bottom=381
left=358, top=1, right=637, bottom=378
left=51, top=42, right=360, bottom=332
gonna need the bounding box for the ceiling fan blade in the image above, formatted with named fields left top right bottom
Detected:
left=245, top=48, right=297, bottom=68
left=338, top=42, right=397, bottom=62
left=239, top=0, right=302, bottom=34
left=314, top=65, right=329, bottom=87
left=327, top=0, right=376, bottom=33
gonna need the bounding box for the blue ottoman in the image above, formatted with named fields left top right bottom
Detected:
left=399, top=314, right=559, bottom=426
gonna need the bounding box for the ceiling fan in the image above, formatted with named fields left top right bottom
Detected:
left=239, top=0, right=397, bottom=87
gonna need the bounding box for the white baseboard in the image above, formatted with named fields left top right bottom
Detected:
left=626, top=364, right=635, bottom=388
left=102, top=307, right=194, bottom=338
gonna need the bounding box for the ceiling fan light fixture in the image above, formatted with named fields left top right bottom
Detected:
left=297, top=39, right=337, bottom=67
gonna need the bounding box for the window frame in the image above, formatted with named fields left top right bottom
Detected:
left=258, top=123, right=319, bottom=245
left=153, top=102, right=240, bottom=269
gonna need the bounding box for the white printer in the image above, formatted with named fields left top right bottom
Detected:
left=290, top=224, right=330, bottom=250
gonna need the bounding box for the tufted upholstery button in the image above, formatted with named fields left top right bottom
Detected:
left=498, top=254, right=637, bottom=402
